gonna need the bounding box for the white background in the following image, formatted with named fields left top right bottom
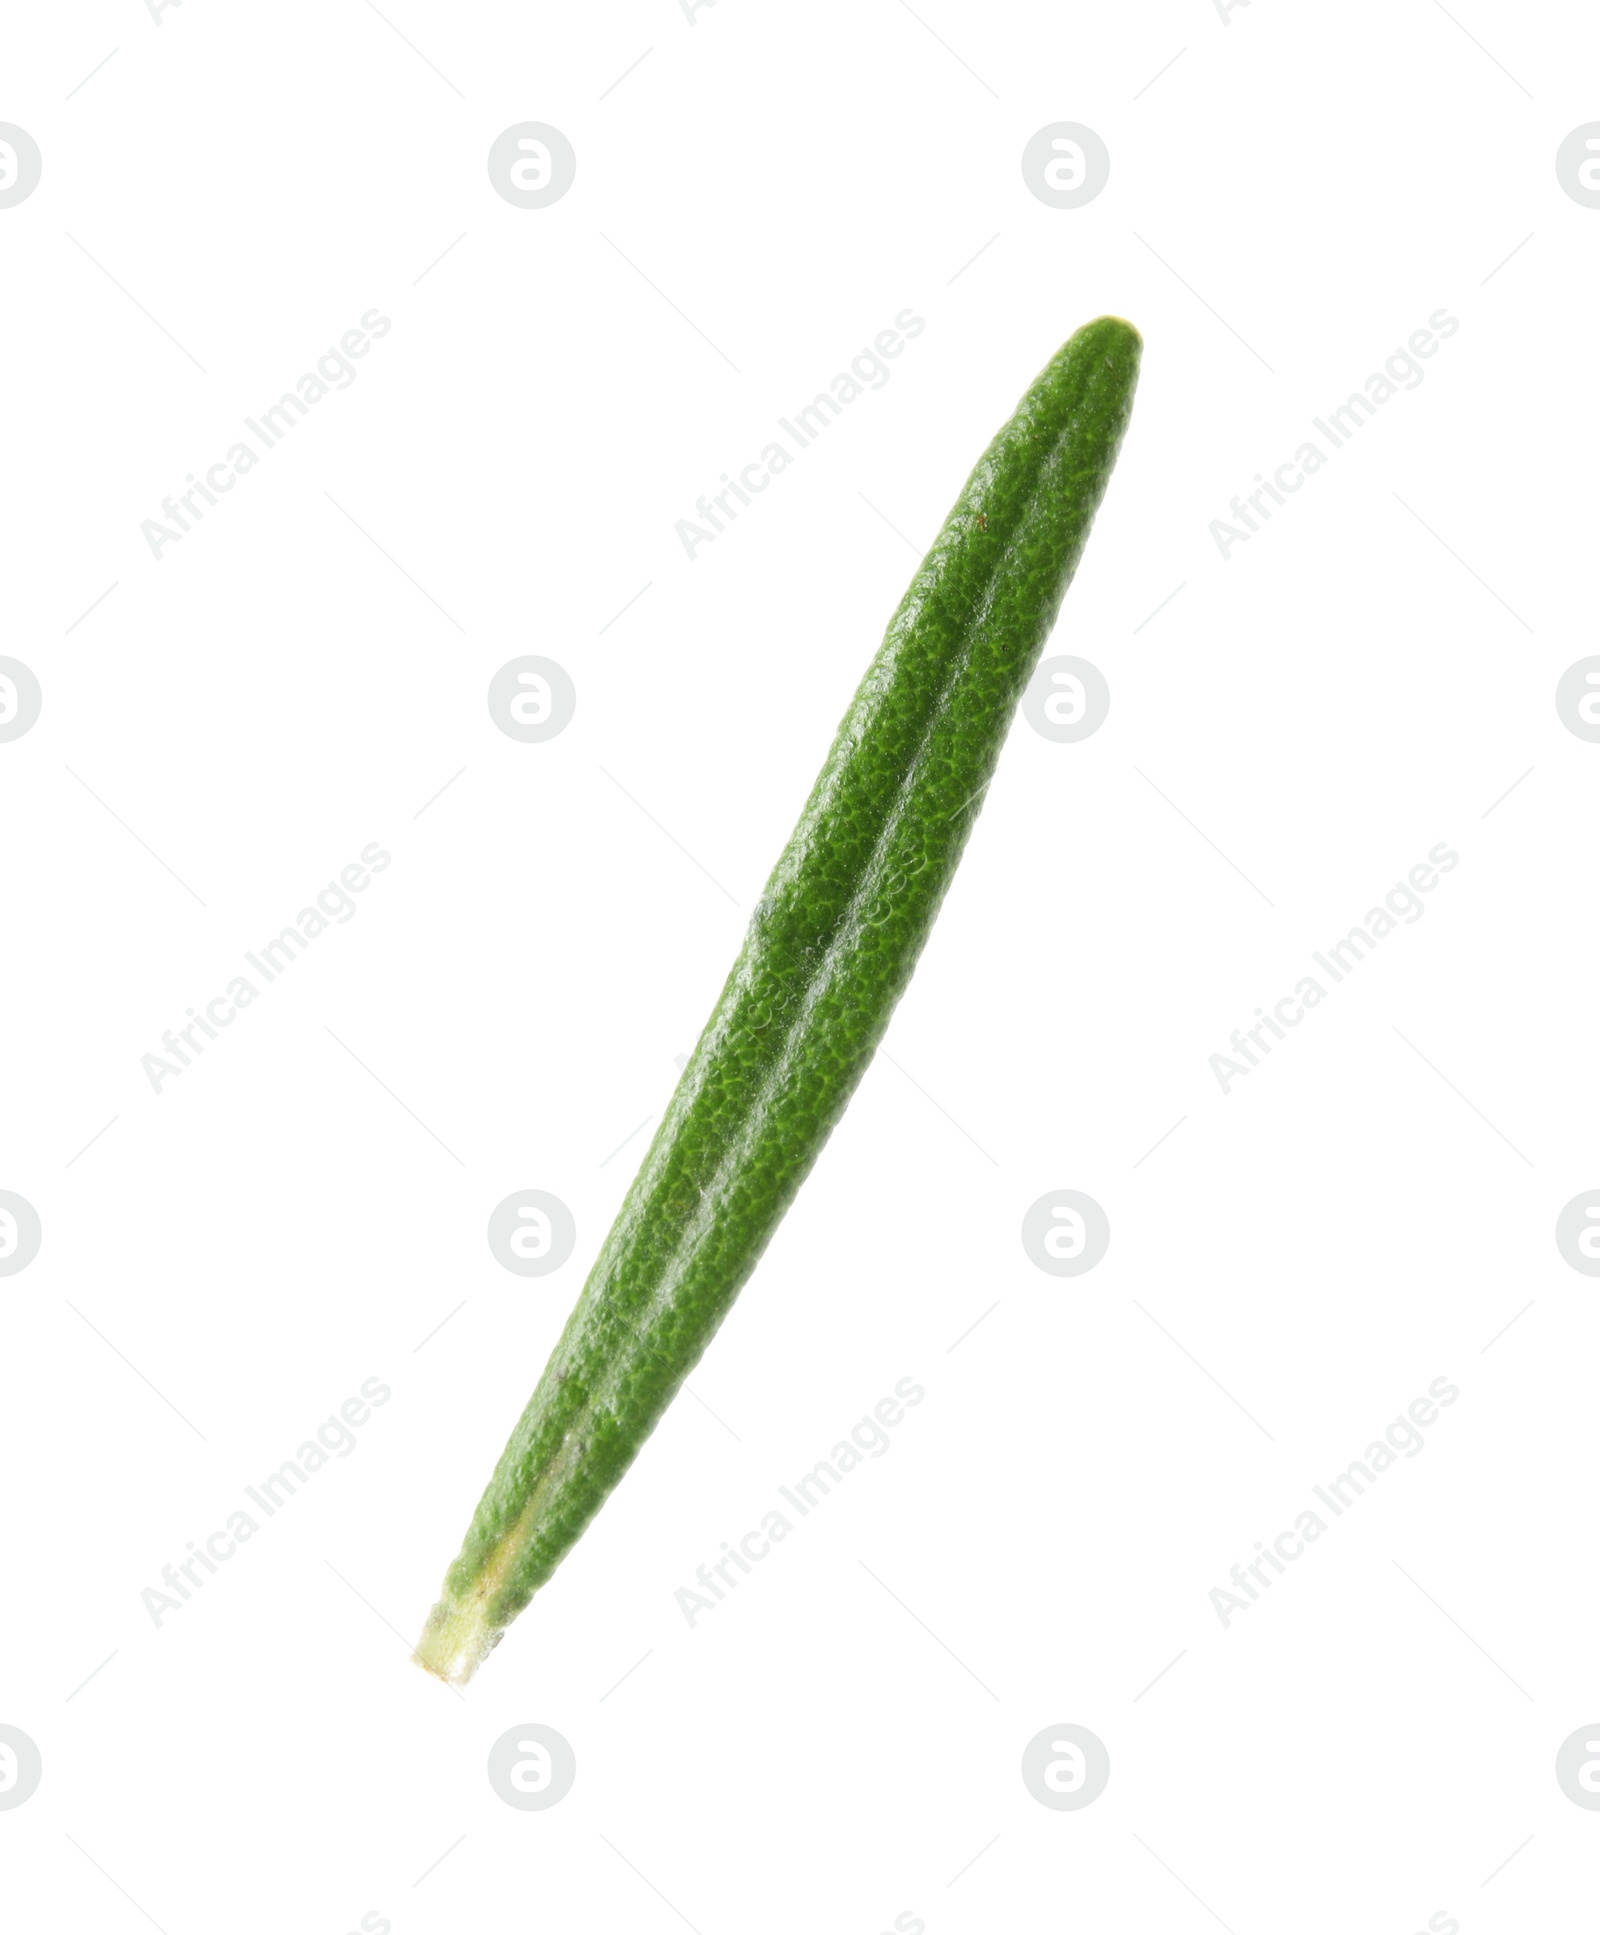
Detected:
left=2, top=2, right=1595, bottom=1931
